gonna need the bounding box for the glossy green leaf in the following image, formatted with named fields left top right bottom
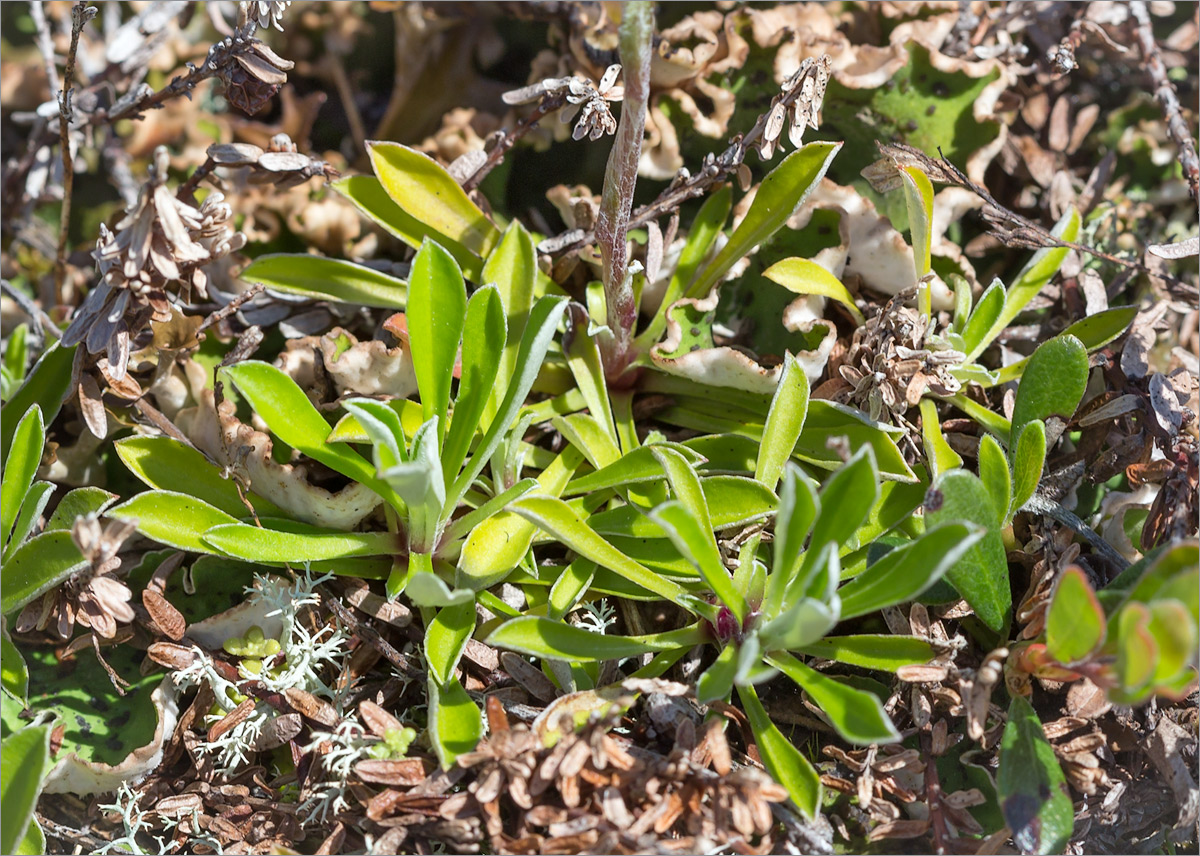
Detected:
left=367, top=142, right=498, bottom=256
left=990, top=307, right=1137, bottom=386
left=201, top=522, right=395, bottom=562
left=696, top=643, right=738, bottom=705
left=1, top=621, right=27, bottom=701
left=687, top=142, right=842, bottom=300
left=108, top=490, right=238, bottom=555
left=239, top=254, right=408, bottom=309
left=839, top=522, right=983, bottom=619
left=796, top=400, right=916, bottom=482
left=548, top=560, right=597, bottom=621
left=408, top=240, right=467, bottom=445
left=2, top=325, right=27, bottom=388
left=427, top=674, right=482, bottom=768
left=485, top=616, right=705, bottom=661
left=334, top=175, right=483, bottom=278
left=762, top=259, right=865, bottom=326
left=116, top=436, right=283, bottom=518
left=977, top=433, right=1012, bottom=525
left=565, top=442, right=705, bottom=495
left=758, top=594, right=839, bottom=652
left=458, top=446, right=582, bottom=590
left=221, top=362, right=384, bottom=496
left=482, top=221, right=537, bottom=413
left=562, top=309, right=618, bottom=451
left=1011, top=334, right=1088, bottom=445
left=406, top=570, right=474, bottom=607
left=794, top=635, right=937, bottom=671
left=554, top=413, right=621, bottom=471
left=426, top=601, right=476, bottom=685
left=650, top=501, right=743, bottom=619
left=509, top=496, right=699, bottom=608
left=960, top=279, right=1005, bottom=359
left=1, top=343, right=75, bottom=462
left=1, top=406, right=43, bottom=555
left=920, top=398, right=962, bottom=480
left=1008, top=436, right=1061, bottom=517
left=1, top=725, right=51, bottom=853
left=787, top=445, right=878, bottom=603
left=769, top=652, right=901, bottom=745
left=926, top=471, right=1011, bottom=633
left=738, top=683, right=821, bottom=819
left=1112, top=603, right=1157, bottom=696
left=445, top=296, right=569, bottom=514
left=1145, top=600, right=1195, bottom=687
left=15, top=816, right=43, bottom=856
left=764, top=465, right=819, bottom=615
left=342, top=398, right=407, bottom=473
left=755, top=354, right=810, bottom=490
left=44, top=486, right=118, bottom=532
left=651, top=448, right=712, bottom=534
left=443, top=284, right=505, bottom=481
left=443, top=477, right=538, bottom=546
left=1, top=531, right=87, bottom=615
left=1045, top=566, right=1105, bottom=666
left=997, top=694, right=1073, bottom=855
left=899, top=166, right=934, bottom=281
left=587, top=476, right=777, bottom=537
left=3, top=481, right=52, bottom=561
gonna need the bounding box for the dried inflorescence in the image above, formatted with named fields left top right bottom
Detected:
left=242, top=0, right=293, bottom=33
left=15, top=513, right=137, bottom=641
left=503, top=64, right=625, bottom=142
left=206, top=133, right=337, bottom=190
left=833, top=290, right=964, bottom=430
left=61, top=146, right=246, bottom=380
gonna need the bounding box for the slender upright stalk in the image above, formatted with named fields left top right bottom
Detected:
left=595, top=1, right=653, bottom=383
left=54, top=2, right=93, bottom=304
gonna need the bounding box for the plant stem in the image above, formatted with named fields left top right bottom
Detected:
left=53, top=2, right=90, bottom=304
left=595, top=0, right=653, bottom=382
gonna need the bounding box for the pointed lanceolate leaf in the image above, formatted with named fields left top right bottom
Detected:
left=443, top=285, right=505, bottom=481
left=765, top=465, right=819, bottom=615
left=1, top=406, right=43, bottom=556
left=961, top=279, right=1005, bottom=358
left=899, top=166, right=935, bottom=281
left=697, top=643, right=739, bottom=705
left=367, top=142, right=498, bottom=256
left=762, top=259, right=865, bottom=327
left=997, top=694, right=1073, bottom=855
left=107, top=491, right=238, bottom=556
left=240, top=254, right=408, bottom=309
left=0, top=531, right=87, bottom=616
left=687, top=142, right=842, bottom=300
left=737, top=683, right=821, bottom=820
left=201, top=523, right=396, bottom=563
left=1, top=725, right=51, bottom=853
left=755, top=354, right=811, bottom=491
left=1010, top=419, right=1046, bottom=513
left=425, top=601, right=476, bottom=686
left=650, top=500, right=743, bottom=620
left=768, top=652, right=901, bottom=745
left=977, top=433, right=1012, bottom=525
left=926, top=471, right=1012, bottom=634
left=427, top=674, right=483, bottom=768
left=794, top=635, right=938, bottom=672
left=481, top=221, right=537, bottom=411
left=485, top=616, right=704, bottom=662
left=838, top=522, right=983, bottom=619
left=408, top=240, right=467, bottom=445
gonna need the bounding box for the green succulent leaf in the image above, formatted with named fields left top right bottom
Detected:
left=926, top=471, right=1012, bottom=634
left=764, top=464, right=819, bottom=615
left=427, top=674, right=483, bottom=768
left=201, top=523, right=396, bottom=562
left=687, top=142, right=842, bottom=300
left=1, top=725, right=51, bottom=854
left=1011, top=334, right=1089, bottom=447
left=960, top=279, right=1005, bottom=357
left=482, top=221, right=538, bottom=414
left=1, top=405, right=43, bottom=556
left=920, top=398, right=963, bottom=480
left=761, top=259, right=865, bottom=327
left=565, top=442, right=705, bottom=495
left=367, top=142, right=498, bottom=257
left=108, top=491, right=239, bottom=555
left=768, top=652, right=901, bottom=745
left=755, top=354, right=811, bottom=491
left=485, top=616, right=705, bottom=662
left=990, top=306, right=1137, bottom=386
left=737, top=683, right=821, bottom=820
left=794, top=635, right=938, bottom=671
left=839, top=521, right=983, bottom=619
left=44, top=487, right=118, bottom=532
left=1, top=531, right=87, bottom=616
left=116, top=436, right=284, bottom=519
left=408, top=240, right=468, bottom=446
left=442, top=285, right=505, bottom=481
left=1, top=343, right=75, bottom=462
left=239, top=254, right=408, bottom=309
left=4, top=482, right=53, bottom=561
left=696, top=643, right=738, bottom=705
left=426, top=601, right=476, bottom=686
left=997, top=694, right=1074, bottom=855
left=899, top=166, right=935, bottom=282
left=650, top=500, right=743, bottom=620
left=977, top=433, right=1013, bottom=525
left=547, top=559, right=597, bottom=622
left=1, top=621, right=27, bottom=701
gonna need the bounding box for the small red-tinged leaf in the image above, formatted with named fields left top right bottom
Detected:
left=1045, top=567, right=1105, bottom=666
left=1112, top=604, right=1158, bottom=697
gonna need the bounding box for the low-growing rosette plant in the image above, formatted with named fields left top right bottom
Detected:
left=484, top=355, right=984, bottom=817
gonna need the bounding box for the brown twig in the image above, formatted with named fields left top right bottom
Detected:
left=1129, top=0, right=1200, bottom=201
left=37, top=814, right=131, bottom=853
left=53, top=2, right=92, bottom=304
left=460, top=92, right=567, bottom=193
left=322, top=590, right=424, bottom=680
left=176, top=155, right=218, bottom=201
